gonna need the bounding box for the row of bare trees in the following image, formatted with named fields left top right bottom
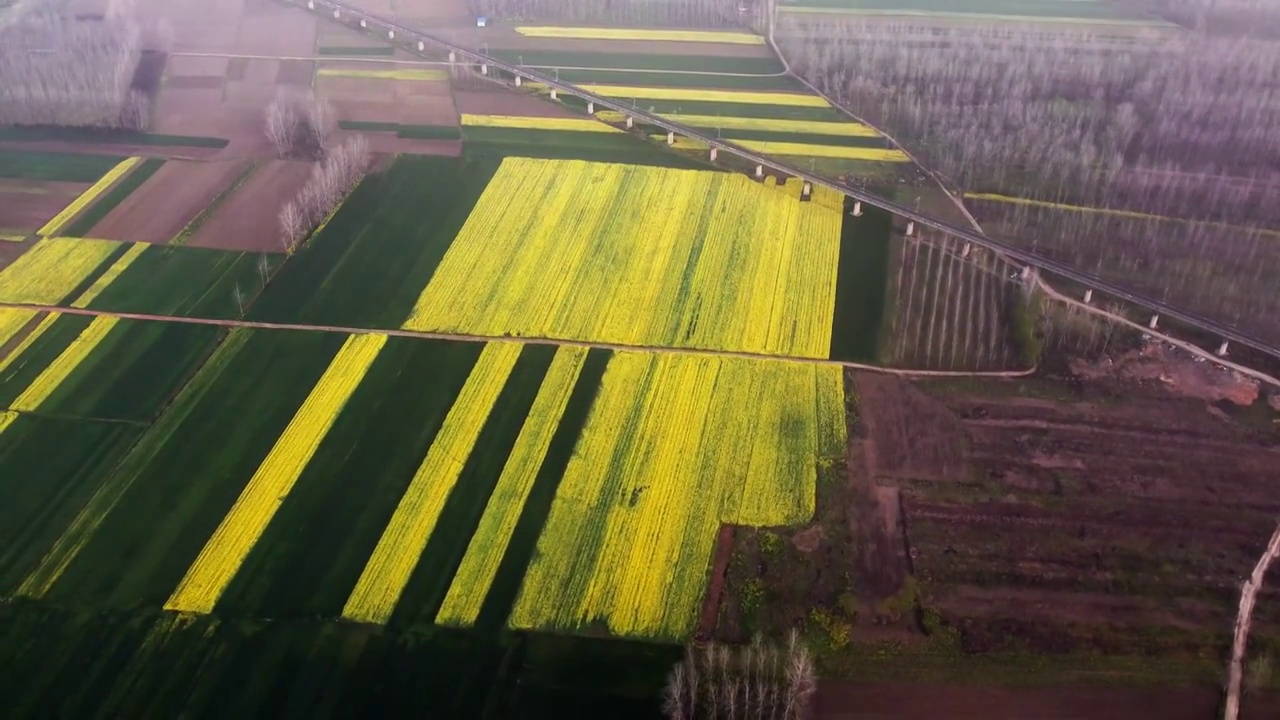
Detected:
left=663, top=633, right=815, bottom=720
left=0, top=8, right=147, bottom=129
left=278, top=136, right=370, bottom=253
left=1118, top=0, right=1280, bottom=38
left=265, top=91, right=334, bottom=161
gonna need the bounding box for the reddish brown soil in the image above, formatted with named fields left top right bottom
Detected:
left=696, top=525, right=735, bottom=639
left=853, top=372, right=968, bottom=481
left=187, top=159, right=312, bottom=252
left=88, top=159, right=251, bottom=244
left=0, top=239, right=30, bottom=271
left=1073, top=341, right=1261, bottom=405
left=0, top=180, right=87, bottom=235
left=814, top=682, right=1279, bottom=720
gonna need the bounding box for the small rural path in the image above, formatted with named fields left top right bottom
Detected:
left=0, top=301, right=1036, bottom=379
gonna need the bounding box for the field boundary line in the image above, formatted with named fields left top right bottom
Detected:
left=765, top=30, right=1280, bottom=390
left=0, top=302, right=1039, bottom=379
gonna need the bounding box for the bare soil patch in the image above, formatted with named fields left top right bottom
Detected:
left=341, top=133, right=461, bottom=156
left=317, top=76, right=398, bottom=104
left=166, top=55, right=230, bottom=77
left=232, top=1, right=317, bottom=57
left=397, top=96, right=458, bottom=126
left=165, top=76, right=227, bottom=91
left=277, top=59, right=315, bottom=86
left=0, top=181, right=86, bottom=234
left=854, top=372, right=967, bottom=481
left=89, top=159, right=251, bottom=244
left=187, top=159, right=311, bottom=252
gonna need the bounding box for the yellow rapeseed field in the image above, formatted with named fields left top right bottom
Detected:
left=508, top=351, right=845, bottom=639
left=0, top=410, right=16, bottom=434
left=579, top=84, right=829, bottom=107
left=0, top=234, right=25, bottom=243
left=0, top=308, right=37, bottom=350
left=513, top=26, right=765, bottom=45
left=596, top=110, right=880, bottom=137
left=9, top=316, right=120, bottom=412
left=165, top=332, right=387, bottom=614
left=342, top=341, right=522, bottom=625
left=0, top=313, right=58, bottom=375
left=460, top=113, right=622, bottom=133
left=37, top=157, right=141, bottom=237
left=0, top=237, right=121, bottom=305
left=71, top=242, right=147, bottom=308
left=316, top=67, right=447, bottom=81
left=435, top=345, right=589, bottom=626
left=404, top=158, right=842, bottom=359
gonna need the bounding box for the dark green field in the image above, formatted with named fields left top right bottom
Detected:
left=0, top=126, right=229, bottom=148
left=86, top=244, right=284, bottom=319
left=218, top=337, right=486, bottom=617
left=554, top=68, right=802, bottom=91
left=829, top=204, right=894, bottom=362
left=0, top=314, right=95, bottom=408
left=0, top=150, right=124, bottom=182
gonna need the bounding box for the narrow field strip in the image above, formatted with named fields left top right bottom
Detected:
left=164, top=332, right=386, bottom=614
left=513, top=26, right=765, bottom=44
left=778, top=6, right=1170, bottom=25
left=316, top=67, right=446, bottom=81
left=509, top=352, right=846, bottom=639
left=70, top=243, right=148, bottom=308
left=0, top=308, right=37, bottom=349
left=660, top=135, right=909, bottom=161
left=435, top=345, right=589, bottom=626
left=597, top=109, right=878, bottom=137
left=460, top=114, right=621, bottom=133
left=0, top=410, right=15, bottom=434
left=964, top=192, right=1280, bottom=237
left=0, top=237, right=121, bottom=305
left=8, top=316, right=119, bottom=412
left=37, top=157, right=141, bottom=237
left=341, top=341, right=523, bottom=624
left=0, top=234, right=25, bottom=242
left=0, top=313, right=58, bottom=375
left=576, top=84, right=829, bottom=108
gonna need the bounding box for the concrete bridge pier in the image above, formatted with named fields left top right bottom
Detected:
left=667, top=131, right=675, bottom=145
left=1149, top=314, right=1160, bottom=329
left=549, top=88, right=557, bottom=100
left=754, top=164, right=764, bottom=181
left=418, top=41, right=425, bottom=52
left=480, top=64, right=488, bottom=75
left=962, top=243, right=972, bottom=258
left=387, top=29, right=394, bottom=39
left=1083, top=289, right=1093, bottom=303
left=1218, top=341, right=1230, bottom=357
left=852, top=201, right=862, bottom=216
left=905, top=221, right=915, bottom=237
left=710, top=147, right=718, bottom=162
left=359, top=18, right=366, bottom=27
left=333, top=8, right=340, bottom=18
left=801, top=180, right=813, bottom=201
left=448, top=50, right=455, bottom=62
left=306, top=0, right=314, bottom=8
left=625, top=116, right=633, bottom=129
left=514, top=76, right=521, bottom=87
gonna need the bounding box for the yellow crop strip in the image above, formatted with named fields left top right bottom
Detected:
left=435, top=345, right=589, bottom=626
left=0, top=234, right=25, bottom=242
left=404, top=158, right=842, bottom=359
left=655, top=135, right=908, bottom=161
left=0, top=312, right=57, bottom=375
left=514, top=26, right=765, bottom=45
left=0, top=308, right=37, bottom=350
left=342, top=341, right=523, bottom=624
left=507, top=352, right=845, bottom=639
left=9, top=316, right=120, bottom=412
left=0, top=237, right=121, bottom=305
left=37, top=157, right=141, bottom=237
left=164, top=333, right=386, bottom=614
left=70, top=242, right=147, bottom=308
left=316, top=67, right=447, bottom=81
left=596, top=110, right=879, bottom=137
left=0, top=410, right=16, bottom=434
left=579, top=84, right=829, bottom=108
left=460, top=113, right=622, bottom=133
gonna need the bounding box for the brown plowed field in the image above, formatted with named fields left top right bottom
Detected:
left=454, top=88, right=579, bottom=118
left=187, top=159, right=312, bottom=252
left=0, top=180, right=86, bottom=235
left=88, top=160, right=251, bottom=244
left=886, top=379, right=1280, bottom=657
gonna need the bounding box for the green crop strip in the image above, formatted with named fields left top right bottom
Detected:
left=0, top=150, right=126, bottom=182
left=829, top=203, right=893, bottom=362
left=171, top=162, right=260, bottom=247
left=0, top=127, right=230, bottom=148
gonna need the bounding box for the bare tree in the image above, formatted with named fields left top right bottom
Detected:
left=663, top=634, right=816, bottom=720
left=278, top=200, right=306, bottom=254
left=1224, top=518, right=1280, bottom=720
left=276, top=136, right=371, bottom=252
left=263, top=91, right=335, bottom=160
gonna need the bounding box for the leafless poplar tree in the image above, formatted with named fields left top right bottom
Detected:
left=263, top=91, right=335, bottom=160
left=276, top=136, right=370, bottom=253
left=664, top=633, right=816, bottom=720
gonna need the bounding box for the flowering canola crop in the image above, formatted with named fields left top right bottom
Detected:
left=0, top=237, right=121, bottom=305
left=0, top=410, right=16, bottom=435
left=0, top=308, right=37, bottom=350
left=577, top=84, right=829, bottom=107
left=342, top=341, right=523, bottom=624
left=316, top=67, right=447, bottom=82
left=460, top=113, right=622, bottom=133
left=507, top=351, right=846, bottom=639
left=9, top=316, right=120, bottom=412
left=404, top=158, right=842, bottom=359
left=37, top=157, right=142, bottom=237
left=0, top=313, right=58, bottom=375
left=514, top=26, right=765, bottom=45
left=595, top=110, right=880, bottom=137
left=165, top=332, right=387, bottom=614
left=435, top=345, right=589, bottom=626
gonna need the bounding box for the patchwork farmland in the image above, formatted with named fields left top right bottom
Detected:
left=3, top=0, right=1277, bottom=716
